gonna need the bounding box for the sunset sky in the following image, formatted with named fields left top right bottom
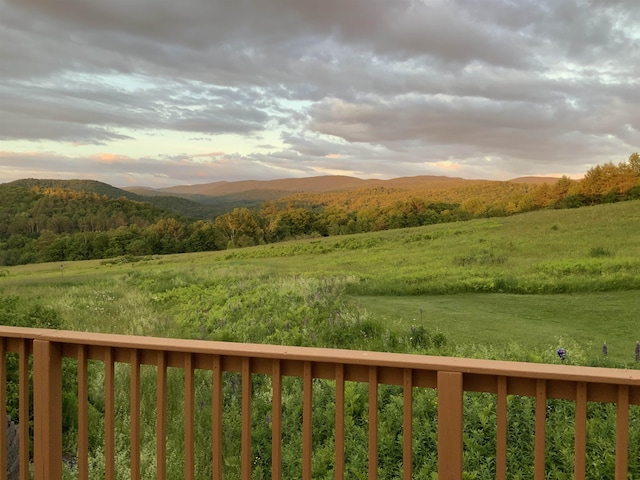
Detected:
left=1, top=0, right=638, bottom=188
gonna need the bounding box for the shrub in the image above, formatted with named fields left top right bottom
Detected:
left=589, top=246, right=612, bottom=258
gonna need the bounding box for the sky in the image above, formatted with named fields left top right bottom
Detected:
left=1, top=0, right=639, bottom=188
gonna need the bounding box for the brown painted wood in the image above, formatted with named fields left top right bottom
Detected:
left=403, top=369, right=412, bottom=480
left=496, top=376, right=507, bottom=480
left=104, top=348, right=115, bottom=480
left=3, top=327, right=640, bottom=479
left=574, top=382, right=587, bottom=480
left=33, top=340, right=62, bottom=480
left=78, top=346, right=89, bottom=480
left=184, top=353, right=195, bottom=480
left=242, top=357, right=252, bottom=480
left=303, top=361, right=313, bottom=480
left=616, top=385, right=629, bottom=479
left=437, top=371, right=463, bottom=480
left=335, top=364, right=345, bottom=480
left=369, top=366, right=378, bottom=480
left=156, top=351, right=167, bottom=480
left=0, top=339, right=7, bottom=477
left=18, top=340, right=29, bottom=480
left=534, top=379, right=546, bottom=480
left=272, top=360, right=282, bottom=480
left=212, top=355, right=223, bottom=480
left=130, top=349, right=141, bottom=480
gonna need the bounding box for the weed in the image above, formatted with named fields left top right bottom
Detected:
left=589, top=246, right=613, bottom=257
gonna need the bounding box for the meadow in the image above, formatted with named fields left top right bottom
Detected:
left=2, top=200, right=640, bottom=478
left=3, top=199, right=640, bottom=364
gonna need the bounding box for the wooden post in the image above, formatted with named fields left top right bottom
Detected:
left=33, top=339, right=63, bottom=480
left=616, top=385, right=629, bottom=479
left=438, top=371, right=463, bottom=480
left=0, top=339, right=7, bottom=477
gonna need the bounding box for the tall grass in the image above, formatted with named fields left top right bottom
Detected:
left=2, top=200, right=640, bottom=478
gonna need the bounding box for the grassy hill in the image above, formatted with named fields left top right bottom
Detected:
left=3, top=198, right=639, bottom=478
left=3, top=199, right=639, bottom=364
left=8, top=178, right=144, bottom=200
left=6, top=179, right=219, bottom=219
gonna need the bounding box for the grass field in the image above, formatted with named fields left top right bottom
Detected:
left=2, top=199, right=640, bottom=365
left=3, top=200, right=640, bottom=479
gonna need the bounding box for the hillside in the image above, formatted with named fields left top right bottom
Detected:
left=2, top=157, right=638, bottom=267
left=127, top=174, right=558, bottom=198
left=6, top=179, right=219, bottom=219
left=5, top=200, right=640, bottom=478
left=125, top=174, right=561, bottom=215
left=9, top=178, right=143, bottom=201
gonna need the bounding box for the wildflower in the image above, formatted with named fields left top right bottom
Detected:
left=557, top=347, right=566, bottom=361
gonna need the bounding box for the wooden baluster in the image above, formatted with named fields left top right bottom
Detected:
left=78, top=346, right=89, bottom=480
left=272, top=360, right=282, bottom=480
left=212, top=355, right=223, bottom=480
left=615, top=385, right=629, bottom=479
left=574, top=382, right=587, bottom=480
left=105, top=347, right=115, bottom=480
left=369, top=366, right=378, bottom=480
left=156, top=352, right=167, bottom=480
left=335, top=364, right=345, bottom=480
left=184, top=353, right=195, bottom=480
left=496, top=376, right=507, bottom=480
left=0, top=339, right=7, bottom=477
left=242, top=357, right=252, bottom=480
left=403, top=368, right=413, bottom=480
left=437, top=371, right=463, bottom=480
left=130, top=350, right=141, bottom=480
left=33, top=340, right=62, bottom=480
left=534, top=379, right=546, bottom=480
left=303, top=361, right=313, bottom=480
left=18, top=340, right=29, bottom=480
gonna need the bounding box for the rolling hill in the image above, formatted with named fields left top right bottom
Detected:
left=124, top=174, right=560, bottom=213
left=6, top=179, right=220, bottom=219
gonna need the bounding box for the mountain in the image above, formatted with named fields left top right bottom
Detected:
left=6, top=179, right=219, bottom=219
left=8, top=178, right=144, bottom=201
left=124, top=174, right=560, bottom=202
left=153, top=175, right=376, bottom=196
left=5, top=175, right=562, bottom=221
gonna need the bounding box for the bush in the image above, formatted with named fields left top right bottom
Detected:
left=589, top=246, right=612, bottom=258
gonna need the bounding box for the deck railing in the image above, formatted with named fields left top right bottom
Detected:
left=1, top=326, right=640, bottom=479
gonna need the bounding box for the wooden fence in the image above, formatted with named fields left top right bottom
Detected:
left=1, top=326, right=639, bottom=479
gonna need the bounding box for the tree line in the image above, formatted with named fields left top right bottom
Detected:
left=1, top=154, right=638, bottom=266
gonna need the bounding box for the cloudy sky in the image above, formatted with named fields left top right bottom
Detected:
left=1, top=0, right=638, bottom=188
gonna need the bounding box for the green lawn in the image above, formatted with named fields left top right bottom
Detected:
left=357, top=291, right=640, bottom=363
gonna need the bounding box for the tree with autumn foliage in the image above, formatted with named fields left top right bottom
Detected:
left=214, top=208, right=264, bottom=247
left=629, top=152, right=640, bottom=173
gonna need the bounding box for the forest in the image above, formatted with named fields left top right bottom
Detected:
left=1, top=153, right=639, bottom=266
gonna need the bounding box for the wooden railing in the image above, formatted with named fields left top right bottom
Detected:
left=1, top=326, right=640, bottom=479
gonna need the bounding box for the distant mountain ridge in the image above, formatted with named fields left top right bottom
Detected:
left=8, top=178, right=145, bottom=201
left=5, top=178, right=220, bottom=219
left=125, top=174, right=559, bottom=197
left=5, top=175, right=560, bottom=219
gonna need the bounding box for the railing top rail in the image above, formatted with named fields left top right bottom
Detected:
left=2, top=326, right=640, bottom=386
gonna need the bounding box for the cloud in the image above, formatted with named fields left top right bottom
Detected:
left=1, top=0, right=638, bottom=186
left=0, top=150, right=313, bottom=187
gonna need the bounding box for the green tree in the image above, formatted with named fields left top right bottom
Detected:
left=214, top=208, right=264, bottom=247
left=274, top=208, right=317, bottom=239
left=184, top=221, right=222, bottom=252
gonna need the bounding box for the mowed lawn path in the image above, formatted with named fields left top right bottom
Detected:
left=359, top=291, right=640, bottom=363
